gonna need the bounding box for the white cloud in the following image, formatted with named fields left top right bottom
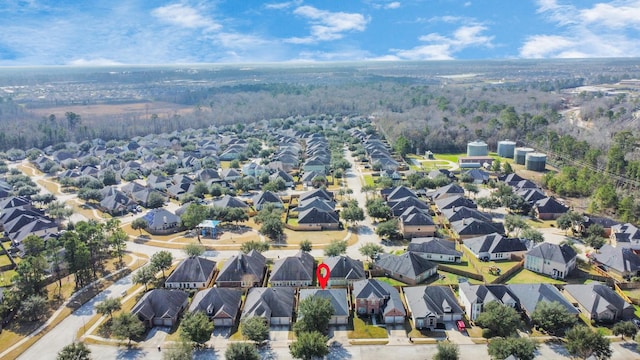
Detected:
left=391, top=25, right=493, bottom=60
left=520, top=0, right=640, bottom=58
left=67, top=58, right=124, bottom=66
left=385, top=2, right=401, bottom=9
left=264, top=0, right=303, bottom=10
left=151, top=3, right=220, bottom=31
left=287, top=5, right=368, bottom=43
left=464, top=2, right=472, bottom=7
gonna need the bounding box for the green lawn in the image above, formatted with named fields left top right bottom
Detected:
left=349, top=316, right=388, bottom=339
left=362, top=174, right=375, bottom=187
left=505, top=268, right=566, bottom=285
left=375, top=277, right=406, bottom=287
left=0, top=269, right=16, bottom=287
left=434, top=153, right=465, bottom=162
left=0, top=255, right=14, bottom=267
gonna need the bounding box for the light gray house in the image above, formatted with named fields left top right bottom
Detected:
left=269, top=250, right=315, bottom=287
left=408, top=237, right=462, bottom=263
left=242, top=287, right=295, bottom=325
left=188, top=288, right=242, bottom=326
left=322, top=256, right=366, bottom=286
left=165, top=256, right=217, bottom=289
left=458, top=283, right=519, bottom=321
left=524, top=242, right=577, bottom=279
left=131, top=289, right=189, bottom=328
left=563, top=283, right=635, bottom=323
left=463, top=233, right=528, bottom=261
left=299, top=289, right=350, bottom=325
left=404, top=285, right=464, bottom=329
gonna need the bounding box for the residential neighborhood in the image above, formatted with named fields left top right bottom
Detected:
left=0, top=115, right=639, bottom=360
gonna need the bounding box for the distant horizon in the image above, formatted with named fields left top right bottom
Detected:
left=1, top=1, right=639, bottom=66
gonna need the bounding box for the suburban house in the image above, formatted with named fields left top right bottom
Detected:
left=532, top=197, right=569, bottom=220
left=299, top=289, right=350, bottom=325
left=458, top=283, right=519, bottom=321
left=404, top=285, right=464, bottom=329
left=371, top=252, right=438, bottom=285
left=524, top=242, right=577, bottom=279
left=322, top=256, right=366, bottom=286
left=574, top=215, right=619, bottom=238
left=398, top=207, right=437, bottom=238
left=610, top=223, right=640, bottom=245
left=188, top=288, right=242, bottom=326
left=451, top=219, right=505, bottom=240
left=252, top=191, right=283, bottom=210
left=99, top=189, right=137, bottom=215
left=463, top=233, right=529, bottom=261
left=591, top=245, right=640, bottom=278
left=435, top=196, right=477, bottom=213
left=215, top=250, right=266, bottom=288
left=464, top=169, right=490, bottom=184
left=352, top=279, right=406, bottom=324
left=269, top=250, right=315, bottom=287
left=389, top=196, right=430, bottom=217
left=563, top=283, right=635, bottom=323
left=165, top=256, right=217, bottom=289
left=241, top=287, right=296, bottom=325
left=212, top=195, right=249, bottom=209
left=507, top=283, right=579, bottom=321
left=408, top=237, right=463, bottom=263
left=296, top=207, right=340, bottom=230
left=442, top=206, right=491, bottom=224
left=142, top=208, right=181, bottom=235
left=429, top=183, right=465, bottom=201
left=131, top=289, right=189, bottom=328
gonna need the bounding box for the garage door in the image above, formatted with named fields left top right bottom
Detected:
left=442, top=314, right=453, bottom=321
left=216, top=318, right=233, bottom=327
left=271, top=317, right=282, bottom=325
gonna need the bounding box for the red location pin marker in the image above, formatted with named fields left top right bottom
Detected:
left=317, top=263, right=330, bottom=290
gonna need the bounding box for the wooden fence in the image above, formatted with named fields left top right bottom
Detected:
left=490, top=259, right=524, bottom=284
left=438, top=264, right=484, bottom=282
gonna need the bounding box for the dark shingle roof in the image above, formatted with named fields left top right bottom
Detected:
left=270, top=250, right=315, bottom=282
left=217, top=250, right=266, bottom=283
left=242, top=287, right=295, bottom=319
left=323, top=256, right=365, bottom=281
left=189, top=288, right=242, bottom=319
left=592, top=245, right=640, bottom=274
left=131, top=289, right=189, bottom=321
left=299, top=289, right=349, bottom=317
left=166, top=257, right=216, bottom=284
left=564, top=283, right=633, bottom=316
left=463, top=233, right=528, bottom=255
left=507, top=283, right=579, bottom=315
left=404, top=285, right=463, bottom=318
left=408, top=238, right=462, bottom=257
left=526, top=243, right=576, bottom=264
left=374, top=252, right=437, bottom=281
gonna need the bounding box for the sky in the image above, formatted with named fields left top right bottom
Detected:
left=0, top=0, right=639, bottom=65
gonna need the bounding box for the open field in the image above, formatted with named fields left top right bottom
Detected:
left=29, top=101, right=196, bottom=119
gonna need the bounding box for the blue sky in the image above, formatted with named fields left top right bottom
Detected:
left=0, top=0, right=639, bottom=65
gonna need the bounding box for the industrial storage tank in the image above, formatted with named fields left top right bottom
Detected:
left=514, top=147, right=534, bottom=165
left=497, top=140, right=516, bottom=158
left=525, top=152, right=547, bottom=171
left=467, top=140, right=488, bottom=157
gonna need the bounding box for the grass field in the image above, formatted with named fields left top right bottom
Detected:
left=505, top=268, right=566, bottom=285
left=348, top=317, right=388, bottom=339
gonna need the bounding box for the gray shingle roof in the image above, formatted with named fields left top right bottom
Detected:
left=526, top=243, right=577, bottom=264
left=299, top=289, right=349, bottom=317
left=323, top=256, right=366, bottom=281
left=166, top=256, right=216, bottom=284
left=189, top=288, right=242, bottom=319
left=592, top=245, right=640, bottom=274
left=507, top=283, right=579, bottom=315
left=404, top=285, right=463, bottom=318
left=131, top=289, right=189, bottom=321
left=216, top=250, right=266, bottom=283
left=564, top=283, right=633, bottom=316
left=374, top=252, right=437, bottom=280
left=452, top=220, right=505, bottom=237
left=442, top=206, right=490, bottom=223
left=459, top=283, right=518, bottom=307
left=270, top=250, right=315, bottom=282
left=408, top=238, right=462, bottom=257
left=463, top=233, right=527, bottom=255
left=352, top=279, right=406, bottom=316
left=242, top=287, right=295, bottom=319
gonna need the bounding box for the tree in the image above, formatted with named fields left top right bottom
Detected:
left=584, top=224, right=606, bottom=249
left=259, top=216, right=284, bottom=241
left=502, top=162, right=513, bottom=174
left=241, top=316, right=270, bottom=343
left=23, top=234, right=45, bottom=256
left=341, top=204, right=364, bottom=227
left=46, top=236, right=65, bottom=292
left=192, top=182, right=209, bottom=198
left=324, top=240, right=347, bottom=257
left=13, top=255, right=48, bottom=298
left=57, top=342, right=91, bottom=360
left=131, top=217, right=148, bottom=235
left=183, top=243, right=205, bottom=257
left=225, top=342, right=260, bottom=360
left=111, top=312, right=145, bottom=345
left=289, top=331, right=329, bottom=360
left=434, top=341, right=459, bottom=360
left=366, top=198, right=392, bottom=221
left=565, top=325, right=611, bottom=360
left=556, top=213, right=573, bottom=235
left=520, top=228, right=544, bottom=244
left=504, top=214, right=529, bottom=237
left=300, top=239, right=312, bottom=252
left=162, top=339, right=193, bottom=360
left=474, top=301, right=523, bottom=338
left=151, top=251, right=173, bottom=279
left=180, top=311, right=214, bottom=345
left=359, top=243, right=384, bottom=262
left=19, top=294, right=48, bottom=321
left=147, top=191, right=166, bottom=209
left=180, top=203, right=208, bottom=229
left=487, top=337, right=538, bottom=360
left=530, top=301, right=577, bottom=335
left=96, top=297, right=122, bottom=320
left=133, top=265, right=156, bottom=291
left=294, top=295, right=335, bottom=335
left=612, top=321, right=637, bottom=340
left=240, top=240, right=270, bottom=254
left=375, top=219, right=399, bottom=239
left=393, top=135, right=412, bottom=157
